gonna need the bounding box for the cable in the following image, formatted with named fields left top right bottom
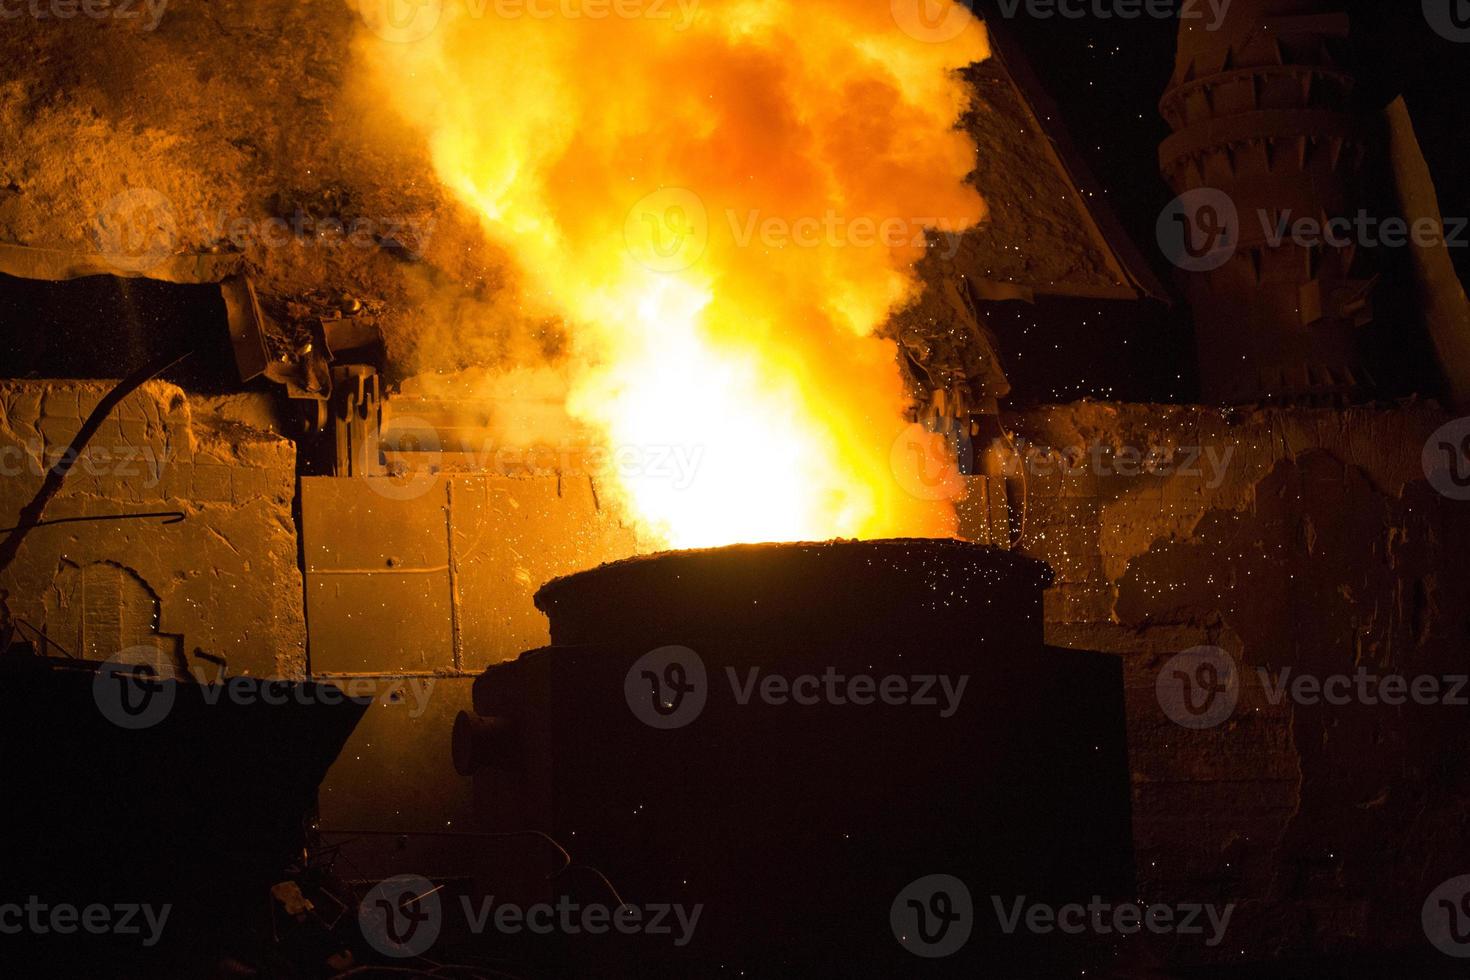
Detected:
left=0, top=511, right=185, bottom=533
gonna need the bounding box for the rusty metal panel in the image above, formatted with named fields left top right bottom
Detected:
left=301, top=476, right=455, bottom=673
left=316, top=676, right=477, bottom=880
left=450, top=474, right=638, bottom=672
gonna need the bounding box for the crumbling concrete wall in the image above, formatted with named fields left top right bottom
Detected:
left=984, top=401, right=1470, bottom=964
left=301, top=471, right=638, bottom=877
left=0, top=380, right=305, bottom=677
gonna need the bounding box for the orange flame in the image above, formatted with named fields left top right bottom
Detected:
left=353, top=0, right=988, bottom=548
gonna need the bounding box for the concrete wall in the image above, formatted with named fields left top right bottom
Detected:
left=983, top=401, right=1470, bottom=963
left=300, top=472, right=639, bottom=877
left=0, top=380, right=304, bottom=677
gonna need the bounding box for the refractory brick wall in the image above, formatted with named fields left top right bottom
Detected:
left=995, top=401, right=1470, bottom=964
left=0, top=380, right=305, bottom=677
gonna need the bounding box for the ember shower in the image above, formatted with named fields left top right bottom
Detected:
left=351, top=0, right=989, bottom=548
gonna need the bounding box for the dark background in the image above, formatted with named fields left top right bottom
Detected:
left=971, top=0, right=1469, bottom=405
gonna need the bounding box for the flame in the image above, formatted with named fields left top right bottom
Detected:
left=353, top=0, right=988, bottom=548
